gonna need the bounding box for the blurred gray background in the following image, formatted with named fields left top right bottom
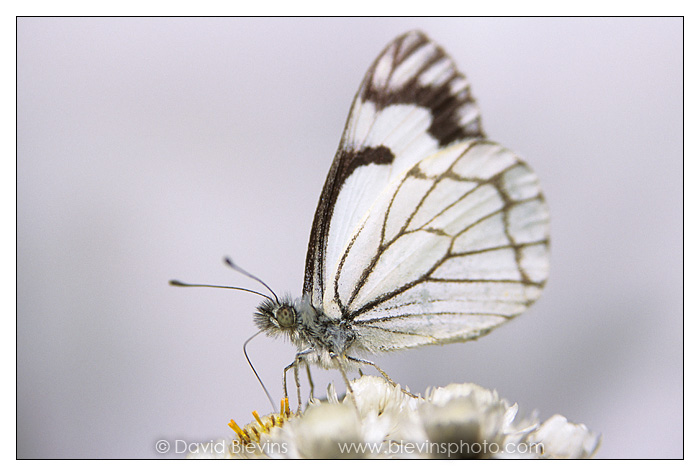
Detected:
left=17, top=18, right=682, bottom=458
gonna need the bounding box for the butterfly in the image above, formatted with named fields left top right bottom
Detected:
left=174, top=30, right=549, bottom=409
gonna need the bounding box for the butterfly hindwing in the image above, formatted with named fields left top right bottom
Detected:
left=303, top=31, right=485, bottom=316
left=338, top=141, right=549, bottom=352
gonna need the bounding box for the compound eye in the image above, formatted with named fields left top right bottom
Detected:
left=275, top=306, right=296, bottom=328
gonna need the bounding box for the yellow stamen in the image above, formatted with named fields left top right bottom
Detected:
left=228, top=419, right=245, bottom=440
left=229, top=399, right=294, bottom=446
left=252, top=410, right=264, bottom=428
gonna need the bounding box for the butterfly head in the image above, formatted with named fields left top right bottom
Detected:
left=254, top=297, right=299, bottom=337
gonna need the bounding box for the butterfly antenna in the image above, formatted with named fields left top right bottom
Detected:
left=223, top=257, right=280, bottom=304
left=168, top=280, right=272, bottom=301
left=244, top=330, right=276, bottom=412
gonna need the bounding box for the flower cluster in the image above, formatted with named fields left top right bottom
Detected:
left=187, top=375, right=599, bottom=459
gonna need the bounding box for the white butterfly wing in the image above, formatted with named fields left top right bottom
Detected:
left=303, top=31, right=484, bottom=316
left=303, top=31, right=549, bottom=353
left=338, top=141, right=549, bottom=352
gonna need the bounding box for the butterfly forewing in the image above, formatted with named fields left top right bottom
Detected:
left=303, top=31, right=485, bottom=315
left=303, top=31, right=549, bottom=353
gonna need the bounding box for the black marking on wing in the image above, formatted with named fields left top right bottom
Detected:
left=358, top=311, right=514, bottom=325
left=450, top=239, right=549, bottom=258
left=358, top=323, right=441, bottom=342
left=303, top=146, right=394, bottom=301
left=368, top=295, right=539, bottom=314
left=361, top=31, right=484, bottom=146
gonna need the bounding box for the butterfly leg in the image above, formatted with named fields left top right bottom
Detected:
left=282, top=361, right=293, bottom=402
left=305, top=361, right=315, bottom=401
left=347, top=356, right=417, bottom=398
left=282, top=359, right=302, bottom=413
left=330, top=353, right=359, bottom=412
left=293, top=362, right=302, bottom=413
left=283, top=349, right=313, bottom=413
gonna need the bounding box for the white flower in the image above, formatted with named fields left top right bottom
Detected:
left=189, top=375, right=600, bottom=459
left=411, top=384, right=518, bottom=458
left=527, top=414, right=601, bottom=459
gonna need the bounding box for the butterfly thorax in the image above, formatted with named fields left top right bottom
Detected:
left=254, top=295, right=356, bottom=365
